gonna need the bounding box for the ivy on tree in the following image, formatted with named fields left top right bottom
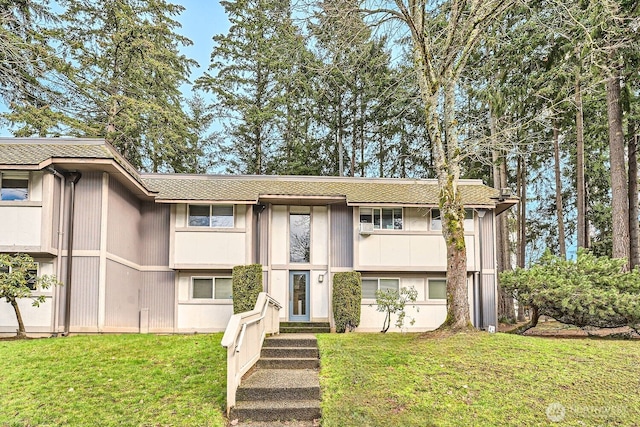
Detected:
left=0, top=253, right=60, bottom=339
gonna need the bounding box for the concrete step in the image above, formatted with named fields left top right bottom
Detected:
left=257, top=357, right=320, bottom=370
left=279, top=322, right=330, bottom=328
left=236, top=369, right=320, bottom=401
left=279, top=322, right=331, bottom=334
left=279, top=326, right=331, bottom=334
left=231, top=399, right=321, bottom=422
left=261, top=346, right=319, bottom=359
left=265, top=334, right=317, bottom=348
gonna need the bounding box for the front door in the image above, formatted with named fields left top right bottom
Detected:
left=289, top=271, right=310, bottom=321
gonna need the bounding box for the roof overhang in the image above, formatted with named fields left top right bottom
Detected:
left=38, top=158, right=156, bottom=200
left=494, top=198, right=519, bottom=216
left=259, top=194, right=347, bottom=206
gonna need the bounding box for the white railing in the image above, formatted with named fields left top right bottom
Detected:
left=221, top=292, right=282, bottom=414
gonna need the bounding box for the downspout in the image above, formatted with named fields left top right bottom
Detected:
left=63, top=172, right=82, bottom=336
left=46, top=167, right=66, bottom=336
left=476, top=209, right=487, bottom=330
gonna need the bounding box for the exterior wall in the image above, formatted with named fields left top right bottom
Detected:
left=175, top=271, right=233, bottom=332
left=267, top=205, right=330, bottom=322
left=354, top=207, right=477, bottom=271
left=69, top=257, right=100, bottom=331
left=0, top=171, right=44, bottom=252
left=141, top=271, right=175, bottom=332
left=355, top=274, right=475, bottom=332
left=104, top=260, right=141, bottom=331
left=0, top=260, right=56, bottom=334
left=330, top=204, right=353, bottom=268
left=172, top=203, right=249, bottom=268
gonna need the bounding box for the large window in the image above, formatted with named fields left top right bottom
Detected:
left=361, top=278, right=400, bottom=299
left=430, top=209, right=474, bottom=231
left=428, top=279, right=447, bottom=300
left=290, top=212, right=311, bottom=263
left=359, top=208, right=403, bottom=230
left=0, top=172, right=29, bottom=201
left=191, top=277, right=233, bottom=300
left=188, top=205, right=234, bottom=228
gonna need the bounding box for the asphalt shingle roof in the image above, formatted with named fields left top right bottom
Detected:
left=0, top=138, right=503, bottom=206
left=141, top=175, right=500, bottom=206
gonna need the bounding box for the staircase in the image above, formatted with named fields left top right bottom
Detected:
left=230, top=334, right=322, bottom=424
left=278, top=322, right=331, bottom=334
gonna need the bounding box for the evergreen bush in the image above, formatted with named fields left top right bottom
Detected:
left=232, top=264, right=263, bottom=314
left=332, top=271, right=362, bottom=332
left=500, top=250, right=640, bottom=334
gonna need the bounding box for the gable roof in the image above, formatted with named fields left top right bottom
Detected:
left=0, top=138, right=517, bottom=210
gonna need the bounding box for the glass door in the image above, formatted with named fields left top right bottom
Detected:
left=289, top=271, right=310, bottom=321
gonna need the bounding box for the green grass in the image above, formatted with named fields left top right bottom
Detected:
left=3, top=333, right=639, bottom=427
left=0, top=334, right=227, bottom=427
left=317, top=333, right=640, bottom=427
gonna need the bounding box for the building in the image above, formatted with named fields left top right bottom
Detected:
left=0, top=138, right=516, bottom=335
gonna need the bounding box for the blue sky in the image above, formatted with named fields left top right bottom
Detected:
left=175, top=0, right=230, bottom=86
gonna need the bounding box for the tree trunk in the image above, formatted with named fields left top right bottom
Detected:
left=629, top=130, right=639, bottom=268
left=553, top=121, right=566, bottom=258
left=10, top=298, right=27, bottom=339
left=575, top=74, right=588, bottom=249
left=516, top=155, right=527, bottom=322
left=509, top=306, right=539, bottom=335
left=606, top=72, right=630, bottom=268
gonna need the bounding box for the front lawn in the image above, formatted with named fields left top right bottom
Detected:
left=3, top=332, right=639, bottom=426
left=0, top=334, right=227, bottom=426
left=317, top=332, right=640, bottom=427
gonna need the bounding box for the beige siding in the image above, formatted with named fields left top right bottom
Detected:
left=140, top=202, right=171, bottom=266
left=141, top=272, right=175, bottom=330
left=104, top=259, right=141, bottom=329
left=69, top=256, right=100, bottom=329
left=107, top=177, right=142, bottom=263
left=330, top=204, right=353, bottom=268
left=73, top=172, right=103, bottom=251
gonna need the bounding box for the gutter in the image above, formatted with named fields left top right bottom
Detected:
left=46, top=167, right=66, bottom=336
left=62, top=171, right=82, bottom=336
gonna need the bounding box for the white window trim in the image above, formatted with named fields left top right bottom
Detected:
left=187, top=204, right=235, bottom=228
left=361, top=277, right=401, bottom=300
left=426, top=278, right=447, bottom=301
left=359, top=207, right=404, bottom=231
left=190, top=276, right=233, bottom=301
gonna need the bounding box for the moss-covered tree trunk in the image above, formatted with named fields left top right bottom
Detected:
left=438, top=179, right=472, bottom=330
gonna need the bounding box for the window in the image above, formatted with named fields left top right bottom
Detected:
left=430, top=209, right=474, bottom=231
left=188, top=205, right=234, bottom=228
left=191, top=277, right=233, bottom=300
left=290, top=212, right=310, bottom=263
left=0, top=263, right=38, bottom=290
left=0, top=172, right=29, bottom=201
left=359, top=208, right=403, bottom=230
left=362, top=278, right=400, bottom=299
left=428, top=279, right=447, bottom=300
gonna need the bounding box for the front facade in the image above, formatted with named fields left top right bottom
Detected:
left=0, top=138, right=516, bottom=335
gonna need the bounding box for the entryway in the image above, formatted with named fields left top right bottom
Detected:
left=289, top=271, right=310, bottom=321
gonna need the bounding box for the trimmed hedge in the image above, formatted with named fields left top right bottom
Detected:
left=332, top=271, right=362, bottom=333
left=232, top=264, right=263, bottom=314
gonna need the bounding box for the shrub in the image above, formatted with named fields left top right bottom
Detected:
left=500, top=250, right=640, bottom=334
left=232, top=264, right=263, bottom=314
left=332, top=272, right=362, bottom=333
left=374, top=287, right=418, bottom=333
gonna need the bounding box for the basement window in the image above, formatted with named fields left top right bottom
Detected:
left=361, top=278, right=400, bottom=299
left=192, top=277, right=233, bottom=300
